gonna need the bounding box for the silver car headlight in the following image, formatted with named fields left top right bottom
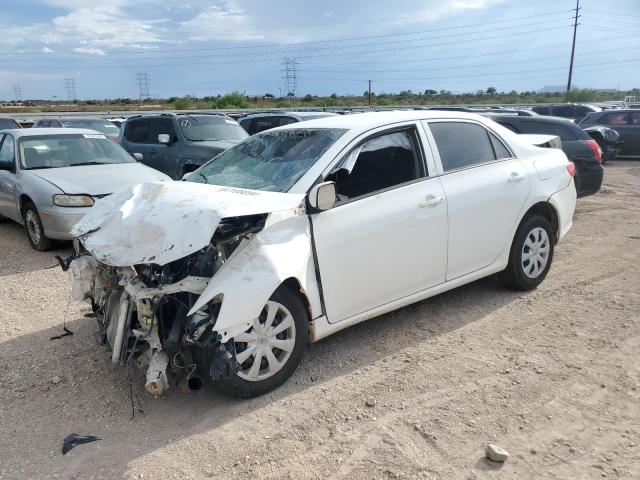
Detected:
left=52, top=194, right=95, bottom=207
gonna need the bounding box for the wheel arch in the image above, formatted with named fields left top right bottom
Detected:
left=18, top=194, right=35, bottom=215
left=522, top=201, right=560, bottom=243
left=280, top=277, right=312, bottom=322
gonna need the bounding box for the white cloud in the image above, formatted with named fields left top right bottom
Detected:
left=72, top=47, right=106, bottom=55
left=41, top=46, right=55, bottom=53
left=180, top=4, right=264, bottom=41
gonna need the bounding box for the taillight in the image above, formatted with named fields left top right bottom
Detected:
left=567, top=161, right=576, bottom=177
left=585, top=139, right=602, bottom=163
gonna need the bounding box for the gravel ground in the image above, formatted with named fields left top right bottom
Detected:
left=1, top=161, right=639, bottom=480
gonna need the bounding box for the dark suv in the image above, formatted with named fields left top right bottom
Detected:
left=530, top=104, right=601, bottom=123
left=119, top=113, right=249, bottom=179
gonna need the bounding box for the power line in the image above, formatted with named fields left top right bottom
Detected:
left=65, top=78, right=77, bottom=101
left=0, top=9, right=574, bottom=58
left=2, top=24, right=573, bottom=70
left=581, top=7, right=640, bottom=19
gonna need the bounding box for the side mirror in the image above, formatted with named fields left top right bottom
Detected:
left=158, top=134, right=171, bottom=144
left=132, top=152, right=144, bottom=161
left=308, top=181, right=337, bottom=211
left=0, top=159, right=14, bottom=172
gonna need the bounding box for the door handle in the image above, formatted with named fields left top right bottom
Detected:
left=419, top=195, right=444, bottom=208
left=508, top=172, right=525, bottom=183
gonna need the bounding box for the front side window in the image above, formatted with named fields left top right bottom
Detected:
left=602, top=113, right=629, bottom=126
left=552, top=105, right=576, bottom=118
left=149, top=118, right=176, bottom=143
left=188, top=128, right=346, bottom=192
left=178, top=115, right=249, bottom=142
left=326, top=129, right=424, bottom=201
left=429, top=122, right=496, bottom=172
left=0, top=135, right=15, bottom=163
left=19, top=134, right=136, bottom=170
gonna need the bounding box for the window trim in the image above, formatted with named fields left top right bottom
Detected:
left=424, top=119, right=516, bottom=176
left=322, top=125, right=429, bottom=208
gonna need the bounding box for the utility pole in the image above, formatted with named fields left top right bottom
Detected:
left=65, top=78, right=77, bottom=102
left=566, top=0, right=581, bottom=94
left=368, top=80, right=372, bottom=108
left=136, top=72, right=150, bottom=100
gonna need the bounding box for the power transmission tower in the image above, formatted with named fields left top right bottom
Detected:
left=65, top=78, right=77, bottom=102
left=566, top=0, right=581, bottom=94
left=136, top=72, right=150, bottom=100
left=13, top=84, right=22, bottom=101
left=281, top=57, right=298, bottom=100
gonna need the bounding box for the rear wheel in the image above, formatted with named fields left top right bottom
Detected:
left=200, top=286, right=308, bottom=399
left=500, top=214, right=554, bottom=291
left=22, top=202, right=54, bottom=251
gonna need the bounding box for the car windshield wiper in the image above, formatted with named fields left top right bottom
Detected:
left=69, top=162, right=106, bottom=166
left=25, top=166, right=56, bottom=170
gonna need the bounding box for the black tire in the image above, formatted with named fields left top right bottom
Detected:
left=196, top=285, right=308, bottom=399
left=499, top=214, right=554, bottom=291
left=22, top=202, right=54, bottom=251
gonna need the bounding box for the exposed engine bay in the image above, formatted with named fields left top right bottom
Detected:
left=69, top=214, right=267, bottom=396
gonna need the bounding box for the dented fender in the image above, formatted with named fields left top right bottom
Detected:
left=187, top=213, right=322, bottom=343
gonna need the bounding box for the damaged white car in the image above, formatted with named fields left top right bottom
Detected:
left=67, top=111, right=577, bottom=398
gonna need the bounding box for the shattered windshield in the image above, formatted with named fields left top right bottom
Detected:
left=188, top=128, right=346, bottom=192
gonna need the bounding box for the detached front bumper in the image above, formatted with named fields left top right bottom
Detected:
left=39, top=205, right=93, bottom=240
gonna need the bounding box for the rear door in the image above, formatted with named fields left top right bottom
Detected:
left=425, top=120, right=531, bottom=280
left=626, top=112, right=640, bottom=156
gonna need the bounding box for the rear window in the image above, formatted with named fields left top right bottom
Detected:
left=61, top=119, right=120, bottom=137
left=518, top=120, right=587, bottom=141
left=178, top=115, right=249, bottom=142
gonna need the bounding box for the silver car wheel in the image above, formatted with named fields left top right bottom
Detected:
left=25, top=209, right=42, bottom=245
left=234, top=300, right=296, bottom=382
left=521, top=226, right=550, bottom=279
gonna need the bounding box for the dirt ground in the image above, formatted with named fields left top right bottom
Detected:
left=1, top=162, right=639, bottom=480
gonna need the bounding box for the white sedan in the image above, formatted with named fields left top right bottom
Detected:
left=69, top=111, right=577, bottom=398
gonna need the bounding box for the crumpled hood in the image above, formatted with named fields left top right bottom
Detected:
left=72, top=181, right=305, bottom=267
left=31, top=163, right=170, bottom=195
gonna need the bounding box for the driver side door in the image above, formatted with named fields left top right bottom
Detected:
left=311, top=125, right=448, bottom=323
left=0, top=134, right=20, bottom=221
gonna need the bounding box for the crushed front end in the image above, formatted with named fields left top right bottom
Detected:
left=69, top=214, right=266, bottom=396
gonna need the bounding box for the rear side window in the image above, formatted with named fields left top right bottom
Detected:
left=519, top=121, right=581, bottom=141
left=429, top=122, right=497, bottom=172
left=124, top=119, right=150, bottom=143
left=631, top=112, right=640, bottom=125
left=239, top=118, right=252, bottom=133
left=38, top=120, right=50, bottom=127
left=532, top=106, right=550, bottom=115
left=489, top=133, right=512, bottom=159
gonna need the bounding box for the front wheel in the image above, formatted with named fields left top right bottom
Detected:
left=22, top=202, right=54, bottom=251
left=500, top=214, right=554, bottom=291
left=200, top=286, right=308, bottom=399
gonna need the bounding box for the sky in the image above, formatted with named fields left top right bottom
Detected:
left=1, top=0, right=639, bottom=100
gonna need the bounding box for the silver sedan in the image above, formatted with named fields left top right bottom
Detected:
left=0, top=128, right=171, bottom=250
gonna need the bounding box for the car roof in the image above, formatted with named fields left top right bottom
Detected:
left=4, top=127, right=107, bottom=137
left=487, top=114, right=578, bottom=125
left=241, top=111, right=337, bottom=119
left=276, top=110, right=505, bottom=132
left=39, top=117, right=112, bottom=121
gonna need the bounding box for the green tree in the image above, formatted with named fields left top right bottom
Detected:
left=486, top=86, right=497, bottom=96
